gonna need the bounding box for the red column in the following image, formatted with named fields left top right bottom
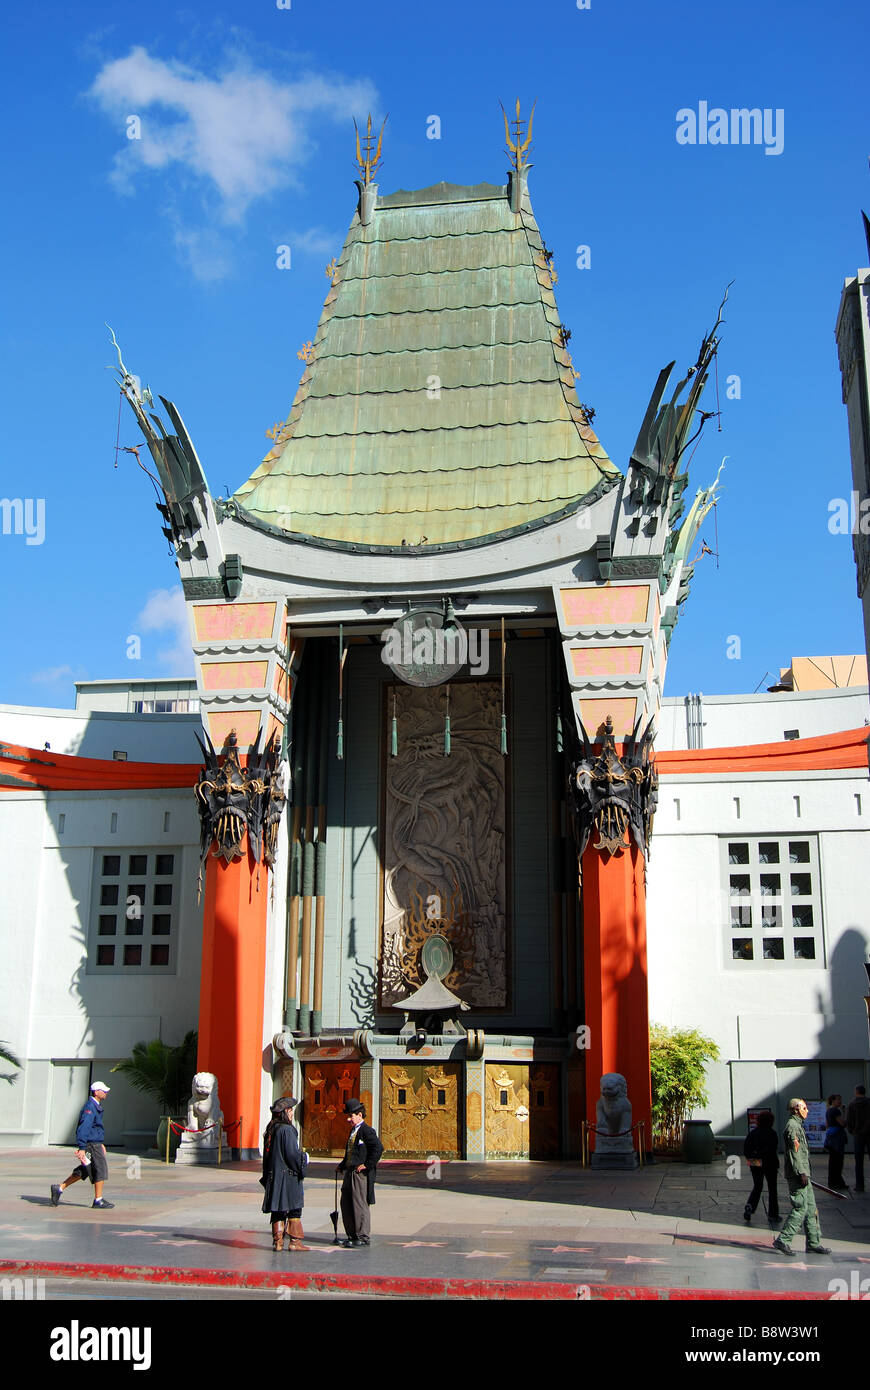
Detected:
left=199, top=854, right=269, bottom=1155
left=581, top=842, right=652, bottom=1147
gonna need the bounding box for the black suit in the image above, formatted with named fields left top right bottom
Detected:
left=338, top=1121, right=383, bottom=1239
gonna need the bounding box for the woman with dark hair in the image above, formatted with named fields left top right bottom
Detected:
left=824, top=1094, right=848, bottom=1191
left=260, top=1096, right=308, bottom=1251
left=743, top=1111, right=780, bottom=1224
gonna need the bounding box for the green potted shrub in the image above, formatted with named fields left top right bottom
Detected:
left=650, top=1023, right=720, bottom=1161
left=112, top=1031, right=198, bottom=1159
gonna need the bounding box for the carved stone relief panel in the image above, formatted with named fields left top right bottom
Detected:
left=381, top=681, right=508, bottom=1009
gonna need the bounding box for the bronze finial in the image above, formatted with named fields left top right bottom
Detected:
left=501, top=98, right=536, bottom=173
left=297, top=341, right=315, bottom=363
left=353, top=112, right=387, bottom=184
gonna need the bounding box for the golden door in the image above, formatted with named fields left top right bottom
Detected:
left=301, top=1063, right=360, bottom=1156
left=485, top=1064, right=560, bottom=1158
left=380, top=1062, right=462, bottom=1158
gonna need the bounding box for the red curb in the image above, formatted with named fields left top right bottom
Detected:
left=0, top=1260, right=835, bottom=1300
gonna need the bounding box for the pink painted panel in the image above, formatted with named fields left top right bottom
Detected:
left=576, top=697, right=639, bottom=740
left=570, top=646, right=644, bottom=678
left=193, top=602, right=277, bottom=641
left=560, top=586, right=650, bottom=627
left=206, top=710, right=262, bottom=749
left=200, top=661, right=268, bottom=691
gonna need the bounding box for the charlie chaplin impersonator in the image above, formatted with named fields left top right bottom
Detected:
left=260, top=1096, right=308, bottom=1251
left=336, top=1098, right=383, bottom=1247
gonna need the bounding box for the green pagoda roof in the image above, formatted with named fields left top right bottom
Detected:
left=234, top=176, right=621, bottom=549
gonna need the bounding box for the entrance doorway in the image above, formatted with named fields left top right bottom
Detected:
left=485, top=1063, right=560, bottom=1158
left=380, top=1061, right=462, bottom=1158
left=301, top=1062, right=361, bottom=1156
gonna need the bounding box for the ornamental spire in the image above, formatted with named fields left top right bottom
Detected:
left=353, top=112, right=387, bottom=185
left=501, top=98, right=536, bottom=212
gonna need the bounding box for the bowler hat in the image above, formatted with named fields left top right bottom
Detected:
left=344, top=1098, right=365, bottom=1116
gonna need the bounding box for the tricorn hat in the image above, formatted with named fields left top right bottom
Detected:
left=271, top=1095, right=298, bottom=1114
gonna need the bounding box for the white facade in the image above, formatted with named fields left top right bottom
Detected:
left=649, top=685, right=870, bottom=1136
left=0, top=702, right=203, bottom=1148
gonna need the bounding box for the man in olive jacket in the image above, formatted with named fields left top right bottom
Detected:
left=773, top=1098, right=831, bottom=1256
left=336, top=1099, right=383, bottom=1247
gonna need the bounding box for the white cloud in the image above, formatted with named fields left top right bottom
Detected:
left=89, top=47, right=378, bottom=224
left=135, top=587, right=194, bottom=675
left=30, top=664, right=83, bottom=687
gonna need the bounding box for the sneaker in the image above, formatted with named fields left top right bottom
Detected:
left=92, top=1199, right=115, bottom=1209
left=772, top=1237, right=796, bottom=1257
left=806, top=1244, right=831, bottom=1255
left=50, top=1184, right=62, bottom=1207
left=339, top=1237, right=362, bottom=1248
left=359, top=1235, right=371, bottom=1245
left=743, top=1204, right=753, bottom=1223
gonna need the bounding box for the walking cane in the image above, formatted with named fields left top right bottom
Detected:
left=811, top=1179, right=851, bottom=1199
left=330, top=1170, right=341, bottom=1243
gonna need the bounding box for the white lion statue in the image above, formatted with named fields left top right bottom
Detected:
left=184, top=1072, right=223, bottom=1147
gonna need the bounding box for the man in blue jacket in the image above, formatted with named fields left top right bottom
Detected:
left=50, top=1082, right=114, bottom=1209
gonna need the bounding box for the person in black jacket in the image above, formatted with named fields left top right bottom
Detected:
left=336, top=1098, right=383, bottom=1247
left=743, top=1110, right=780, bottom=1224
left=260, top=1096, right=307, bottom=1251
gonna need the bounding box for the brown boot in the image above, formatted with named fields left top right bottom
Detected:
left=271, top=1220, right=284, bottom=1251
left=287, top=1218, right=305, bottom=1250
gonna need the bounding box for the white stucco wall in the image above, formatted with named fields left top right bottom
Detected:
left=658, top=686, right=870, bottom=750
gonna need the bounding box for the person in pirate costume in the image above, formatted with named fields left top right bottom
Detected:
left=336, top=1098, right=383, bottom=1247
left=260, top=1096, right=307, bottom=1251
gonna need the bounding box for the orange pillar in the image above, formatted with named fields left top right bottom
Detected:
left=199, top=854, right=269, bottom=1156
left=581, top=841, right=652, bottom=1148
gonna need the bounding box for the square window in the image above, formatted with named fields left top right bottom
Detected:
left=154, top=883, right=172, bottom=906
left=97, top=945, right=115, bottom=966
left=150, top=944, right=170, bottom=966
left=760, top=874, right=781, bottom=896
left=128, top=854, right=147, bottom=875
left=791, top=874, right=812, bottom=897
left=101, top=855, right=120, bottom=876
left=794, top=938, right=816, bottom=960
left=758, top=842, right=780, bottom=864
left=761, top=905, right=782, bottom=928
left=728, top=843, right=749, bottom=864
left=123, top=944, right=142, bottom=966
left=152, top=914, right=172, bottom=935
left=155, top=854, right=175, bottom=875
left=731, top=904, right=752, bottom=928
left=98, top=915, right=116, bottom=935
left=762, top=938, right=784, bottom=960
left=732, top=939, right=754, bottom=960
left=792, top=905, right=814, bottom=929
left=100, top=884, right=119, bottom=906
left=125, top=919, right=143, bottom=936
left=729, top=875, right=751, bottom=896
left=789, top=842, right=810, bottom=863
left=127, top=883, right=146, bottom=905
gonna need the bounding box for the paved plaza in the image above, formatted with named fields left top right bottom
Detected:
left=1, top=1147, right=868, bottom=1299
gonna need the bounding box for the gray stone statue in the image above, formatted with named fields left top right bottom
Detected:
left=175, top=1072, right=224, bottom=1166
left=591, top=1072, right=638, bottom=1169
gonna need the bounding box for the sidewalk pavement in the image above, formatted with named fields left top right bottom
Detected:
left=1, top=1147, right=868, bottom=1299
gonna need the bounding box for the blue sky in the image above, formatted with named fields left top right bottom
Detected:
left=1, top=0, right=867, bottom=709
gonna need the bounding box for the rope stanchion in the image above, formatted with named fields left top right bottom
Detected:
left=581, top=1118, right=648, bottom=1166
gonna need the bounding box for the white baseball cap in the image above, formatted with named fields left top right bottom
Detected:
left=90, top=1081, right=111, bottom=1093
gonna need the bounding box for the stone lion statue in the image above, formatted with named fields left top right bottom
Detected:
left=596, top=1072, right=632, bottom=1151
left=185, top=1072, right=223, bottom=1146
